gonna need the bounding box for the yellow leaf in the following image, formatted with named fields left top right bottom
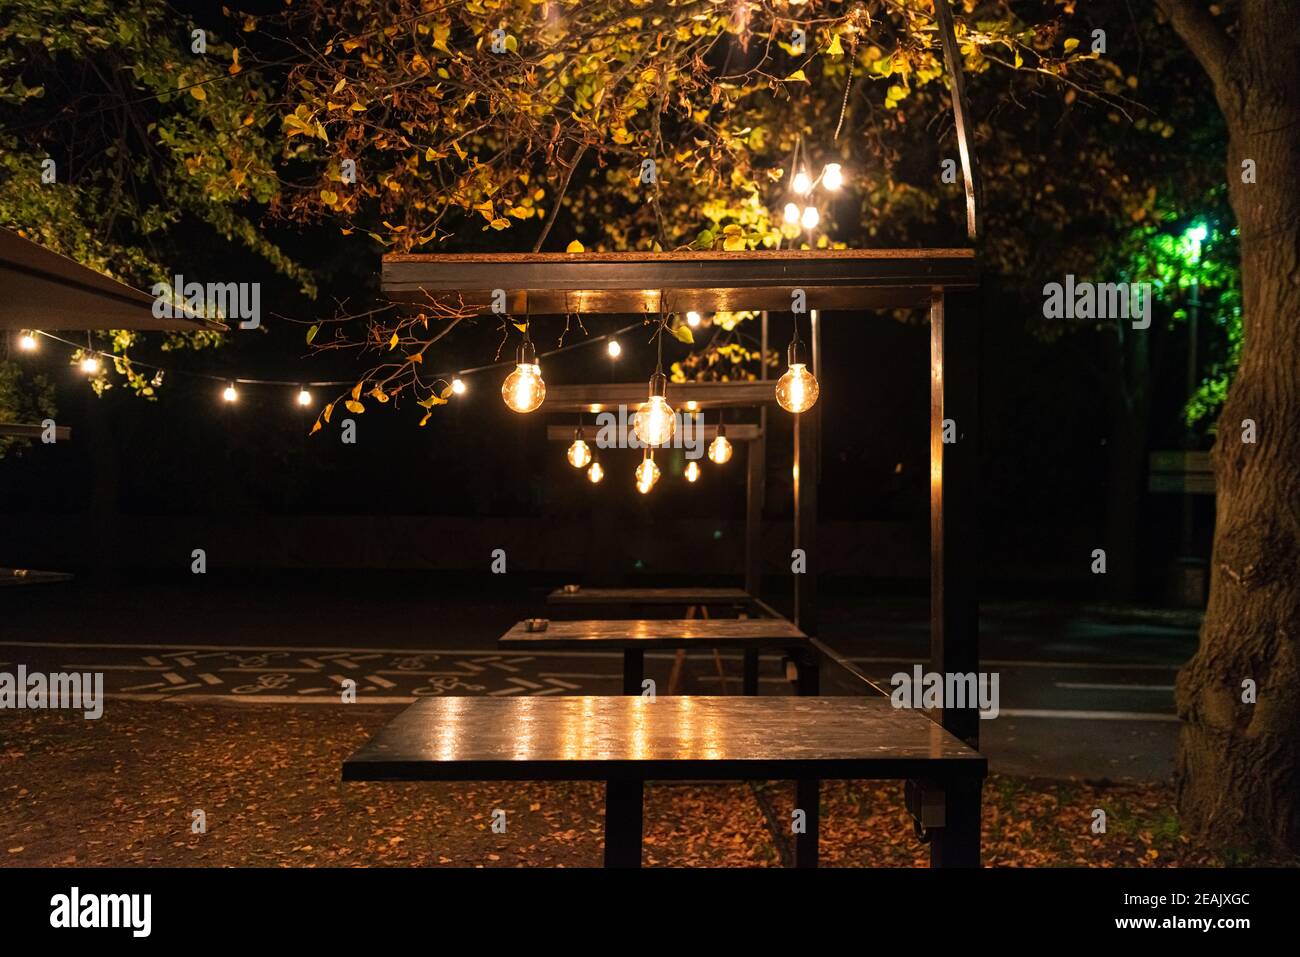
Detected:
left=1064, top=38, right=1080, bottom=53
left=189, top=85, right=207, bottom=101
left=310, top=418, right=322, bottom=435
left=785, top=69, right=808, bottom=82
left=351, top=381, right=363, bottom=401
left=419, top=412, right=432, bottom=426
left=332, top=77, right=347, bottom=94
left=826, top=34, right=844, bottom=56
left=673, top=323, right=694, bottom=344
left=323, top=401, right=335, bottom=423
left=319, top=189, right=338, bottom=205
left=370, top=386, right=389, bottom=403
left=440, top=384, right=454, bottom=400
left=345, top=400, right=365, bottom=414
left=306, top=324, right=319, bottom=344
left=566, top=240, right=584, bottom=253
left=489, top=218, right=511, bottom=230
left=389, top=332, right=399, bottom=349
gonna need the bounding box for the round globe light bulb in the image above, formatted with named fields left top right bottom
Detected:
left=19, top=332, right=37, bottom=351
left=81, top=355, right=101, bottom=375
left=635, top=457, right=661, bottom=493
left=297, top=388, right=313, bottom=406
left=686, top=311, right=702, bottom=328
left=633, top=395, right=676, bottom=446
left=793, top=169, right=813, bottom=195
left=223, top=384, right=238, bottom=403
left=708, top=435, right=733, bottom=464
left=502, top=362, right=545, bottom=413
left=451, top=377, right=467, bottom=395
left=822, top=163, right=844, bottom=191
left=783, top=202, right=801, bottom=225
left=607, top=340, right=621, bottom=358
left=587, top=461, right=604, bottom=483
left=567, top=438, right=592, bottom=469
left=685, top=460, right=701, bottom=483
left=776, top=362, right=819, bottom=413
left=801, top=205, right=820, bottom=230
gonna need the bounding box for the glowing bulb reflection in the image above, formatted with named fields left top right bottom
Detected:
left=783, top=202, right=800, bottom=225
left=793, top=169, right=812, bottom=195
left=801, top=205, right=820, bottom=230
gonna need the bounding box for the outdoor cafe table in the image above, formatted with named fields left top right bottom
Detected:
left=546, top=586, right=755, bottom=613
left=499, top=617, right=814, bottom=695
left=341, top=695, right=987, bottom=868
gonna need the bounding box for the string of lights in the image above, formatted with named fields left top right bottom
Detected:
left=16, top=319, right=647, bottom=408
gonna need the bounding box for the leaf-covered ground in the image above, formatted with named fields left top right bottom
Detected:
left=1, top=701, right=1293, bottom=868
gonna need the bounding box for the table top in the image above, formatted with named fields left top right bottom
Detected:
left=342, top=696, right=986, bottom=783
left=547, top=586, right=753, bottom=605
left=500, top=618, right=807, bottom=650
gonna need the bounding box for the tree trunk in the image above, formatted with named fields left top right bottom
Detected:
left=1165, top=0, right=1300, bottom=852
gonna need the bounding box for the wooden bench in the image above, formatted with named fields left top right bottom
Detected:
left=342, top=695, right=986, bottom=868
left=500, top=617, right=815, bottom=695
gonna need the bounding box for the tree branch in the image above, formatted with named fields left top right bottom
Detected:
left=1153, top=0, right=1233, bottom=91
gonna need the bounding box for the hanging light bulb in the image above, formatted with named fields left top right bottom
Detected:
left=793, top=168, right=813, bottom=195
left=297, top=387, right=313, bottom=406
left=635, top=451, right=661, bottom=494
left=686, top=311, right=702, bottom=328
left=822, top=163, right=844, bottom=191
left=632, top=371, right=676, bottom=446
left=685, top=460, right=701, bottom=483
left=783, top=202, right=801, bottom=225
left=801, top=205, right=820, bottom=230
left=776, top=339, right=819, bottom=413
left=80, top=355, right=101, bottom=375
left=587, top=460, right=604, bottom=484
left=451, top=377, right=467, bottom=395
left=567, top=426, right=592, bottom=468
left=501, top=338, right=545, bottom=413
left=19, top=332, right=37, bottom=351
left=708, top=423, right=733, bottom=464
left=607, top=339, right=621, bottom=358
left=223, top=382, right=239, bottom=403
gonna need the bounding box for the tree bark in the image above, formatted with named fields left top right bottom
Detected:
left=1159, top=0, right=1300, bottom=852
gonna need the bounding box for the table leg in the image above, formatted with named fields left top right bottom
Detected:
left=623, top=649, right=644, bottom=696
left=605, top=778, right=643, bottom=868
left=742, top=650, right=759, bottom=695
left=796, top=652, right=820, bottom=695
left=929, top=777, right=982, bottom=867
left=794, top=778, right=819, bottom=869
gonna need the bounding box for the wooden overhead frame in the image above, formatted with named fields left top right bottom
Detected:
left=383, top=250, right=981, bottom=750
left=382, top=248, right=977, bottom=315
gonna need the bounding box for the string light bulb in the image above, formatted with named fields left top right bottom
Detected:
left=632, top=371, right=676, bottom=446
left=501, top=337, right=545, bottom=413
left=686, top=311, right=702, bottom=328
left=451, top=377, right=467, bottom=395
left=223, top=382, right=239, bottom=403
left=793, top=168, right=813, bottom=195
left=607, top=340, right=621, bottom=358
left=587, top=461, right=604, bottom=484
left=776, top=338, right=819, bottom=413
left=19, top=332, right=37, bottom=351
left=708, top=423, right=733, bottom=464
left=822, top=163, right=844, bottom=191
left=80, top=355, right=101, bottom=375
left=685, top=460, right=701, bottom=483
left=635, top=451, right=661, bottom=494
left=297, top=387, right=313, bottom=406
left=783, top=202, right=800, bottom=225
left=800, top=206, right=820, bottom=230
left=567, top=427, right=592, bottom=468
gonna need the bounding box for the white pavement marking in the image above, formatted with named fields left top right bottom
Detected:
left=142, top=656, right=163, bottom=666
left=198, top=673, right=223, bottom=685
left=62, top=664, right=167, bottom=671
left=367, top=675, right=397, bottom=689
left=162, top=672, right=186, bottom=685
left=998, top=708, right=1179, bottom=722
left=1055, top=682, right=1176, bottom=692
left=0, top=640, right=624, bottom=659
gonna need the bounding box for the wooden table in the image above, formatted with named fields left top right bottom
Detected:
left=500, top=618, right=814, bottom=695
left=546, top=586, right=753, bottom=611
left=342, top=695, right=987, bottom=868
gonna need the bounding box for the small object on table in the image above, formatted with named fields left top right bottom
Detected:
left=561, top=583, right=582, bottom=594
left=524, top=618, right=549, bottom=632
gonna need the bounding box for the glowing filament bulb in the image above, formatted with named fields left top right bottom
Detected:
left=708, top=434, right=733, bottom=464
left=632, top=372, right=676, bottom=446
left=783, top=202, right=801, bottom=225
left=567, top=432, right=592, bottom=469
left=685, top=460, right=701, bottom=483
left=223, top=383, right=238, bottom=403
left=776, top=362, right=819, bottom=413
left=451, top=377, right=467, bottom=395
left=502, top=341, right=545, bottom=413
left=686, top=311, right=702, bottom=327
left=793, top=169, right=812, bottom=195
left=81, top=355, right=101, bottom=375
left=635, top=456, right=661, bottom=494
left=822, top=163, right=843, bottom=191
left=607, top=340, right=621, bottom=358
left=587, top=461, right=604, bottom=483
left=19, top=332, right=37, bottom=351
left=801, top=206, right=820, bottom=230
left=297, top=388, right=313, bottom=406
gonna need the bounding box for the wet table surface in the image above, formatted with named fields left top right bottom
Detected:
left=499, top=618, right=808, bottom=650
left=546, top=587, right=753, bottom=605
left=342, top=696, right=987, bottom=782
